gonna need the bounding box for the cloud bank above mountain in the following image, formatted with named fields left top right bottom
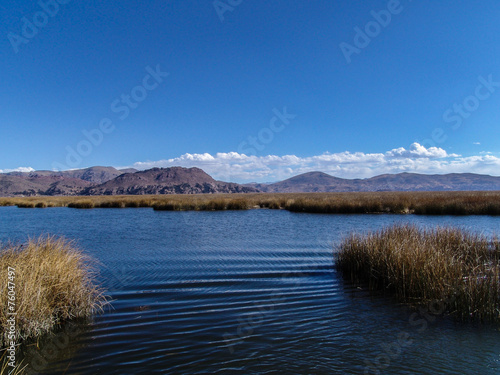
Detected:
left=126, top=143, right=500, bottom=183
left=4, top=143, right=498, bottom=183
left=0, top=167, right=35, bottom=174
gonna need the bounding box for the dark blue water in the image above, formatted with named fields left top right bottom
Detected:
left=1, top=207, right=499, bottom=374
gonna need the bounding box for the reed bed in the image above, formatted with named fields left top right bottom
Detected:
left=152, top=197, right=249, bottom=211
left=0, top=237, right=107, bottom=348
left=336, top=225, right=500, bottom=321
left=1, top=191, right=500, bottom=215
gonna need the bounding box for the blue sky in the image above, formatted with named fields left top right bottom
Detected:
left=1, top=0, right=500, bottom=182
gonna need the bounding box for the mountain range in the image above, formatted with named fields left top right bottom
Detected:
left=1, top=167, right=500, bottom=197
left=0, top=166, right=258, bottom=196
left=247, top=171, right=500, bottom=193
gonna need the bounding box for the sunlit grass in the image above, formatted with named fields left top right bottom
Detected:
left=0, top=237, right=107, bottom=348
left=336, top=225, right=500, bottom=321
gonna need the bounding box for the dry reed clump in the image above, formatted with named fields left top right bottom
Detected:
left=16, top=202, right=36, bottom=209
left=0, top=237, right=107, bottom=348
left=225, top=199, right=249, bottom=210
left=282, top=194, right=412, bottom=214
left=97, top=200, right=125, bottom=208
left=336, top=225, right=500, bottom=321
left=152, top=197, right=249, bottom=211
left=68, top=200, right=95, bottom=209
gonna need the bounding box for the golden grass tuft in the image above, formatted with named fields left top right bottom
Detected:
left=336, top=225, right=500, bottom=321
left=0, top=237, right=107, bottom=348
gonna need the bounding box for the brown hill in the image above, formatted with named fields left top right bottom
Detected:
left=0, top=166, right=256, bottom=196
left=7, top=166, right=136, bottom=184
left=82, top=167, right=259, bottom=195
left=364, top=173, right=500, bottom=191
left=252, top=172, right=360, bottom=193
left=0, top=166, right=135, bottom=196
left=0, top=174, right=93, bottom=196
left=255, top=172, right=500, bottom=192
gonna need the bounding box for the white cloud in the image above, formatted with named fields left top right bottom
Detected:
left=386, top=142, right=454, bottom=159
left=118, top=143, right=500, bottom=183
left=0, top=167, right=35, bottom=174
left=473, top=142, right=481, bottom=145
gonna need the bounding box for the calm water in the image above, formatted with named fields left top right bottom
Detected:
left=1, top=207, right=500, bottom=374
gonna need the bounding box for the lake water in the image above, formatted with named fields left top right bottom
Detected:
left=1, top=207, right=500, bottom=374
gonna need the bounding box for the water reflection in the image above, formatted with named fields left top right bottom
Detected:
left=18, top=319, right=92, bottom=375
left=0, top=208, right=499, bottom=374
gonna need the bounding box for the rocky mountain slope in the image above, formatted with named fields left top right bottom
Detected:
left=82, top=167, right=259, bottom=195
left=0, top=166, right=257, bottom=196
left=253, top=172, right=500, bottom=192
left=0, top=174, right=93, bottom=196
left=0, top=166, right=134, bottom=196
left=5, top=166, right=136, bottom=184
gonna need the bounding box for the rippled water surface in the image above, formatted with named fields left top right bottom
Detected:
left=1, top=207, right=500, bottom=374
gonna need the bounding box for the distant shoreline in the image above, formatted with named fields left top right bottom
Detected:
left=1, top=191, right=500, bottom=215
